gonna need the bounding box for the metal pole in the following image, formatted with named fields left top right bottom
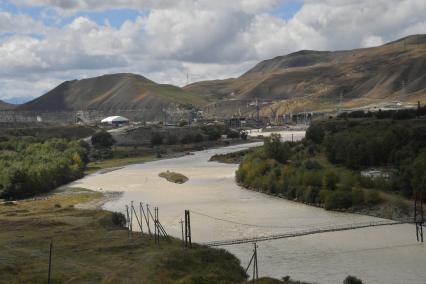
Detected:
left=187, top=210, right=192, bottom=248
left=184, top=211, right=188, bottom=247
left=130, top=201, right=133, bottom=235
left=180, top=218, right=184, bottom=246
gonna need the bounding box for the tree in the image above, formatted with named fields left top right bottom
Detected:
left=306, top=123, right=325, bottom=144
left=263, top=134, right=291, bottom=164
left=151, top=132, right=164, bottom=146
left=343, top=275, right=363, bottom=284
left=322, top=170, right=339, bottom=191
left=91, top=131, right=115, bottom=148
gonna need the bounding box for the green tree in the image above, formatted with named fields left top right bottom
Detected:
left=322, top=170, right=339, bottom=191
left=263, top=134, right=291, bottom=164
left=343, top=275, right=363, bottom=284
left=306, top=123, right=325, bottom=144
left=151, top=132, right=164, bottom=146
left=91, top=131, right=115, bottom=148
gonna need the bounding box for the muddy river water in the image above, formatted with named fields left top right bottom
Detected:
left=71, top=132, right=426, bottom=284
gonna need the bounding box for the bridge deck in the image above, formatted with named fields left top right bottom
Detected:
left=202, top=220, right=403, bottom=247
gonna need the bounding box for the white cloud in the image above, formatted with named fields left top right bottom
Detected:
left=1, top=0, right=425, bottom=100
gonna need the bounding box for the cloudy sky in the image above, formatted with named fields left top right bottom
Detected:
left=0, top=0, right=425, bottom=102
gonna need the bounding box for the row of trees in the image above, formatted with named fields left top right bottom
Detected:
left=307, top=119, right=426, bottom=197
left=235, top=134, right=381, bottom=210
left=0, top=138, right=89, bottom=200
left=150, top=126, right=245, bottom=146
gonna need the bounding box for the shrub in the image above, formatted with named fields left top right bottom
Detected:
left=180, top=134, right=194, bottom=144
left=306, top=123, right=325, bottom=144
left=263, top=134, right=291, bottom=164
left=324, top=191, right=352, bottom=210
left=364, top=190, right=382, bottom=205
left=111, top=212, right=127, bottom=228
left=91, top=131, right=115, bottom=148
left=303, top=159, right=322, bottom=170
left=344, top=275, right=364, bottom=284
left=322, top=170, right=339, bottom=191
left=351, top=188, right=364, bottom=206
left=151, top=132, right=164, bottom=146
left=166, top=134, right=178, bottom=145
left=194, top=133, right=204, bottom=143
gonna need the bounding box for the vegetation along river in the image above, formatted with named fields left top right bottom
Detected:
left=71, top=131, right=426, bottom=284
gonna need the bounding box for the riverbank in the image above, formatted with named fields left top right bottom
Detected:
left=216, top=147, right=415, bottom=221
left=85, top=138, right=258, bottom=175
left=0, top=187, right=250, bottom=283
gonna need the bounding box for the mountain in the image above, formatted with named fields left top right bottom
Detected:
left=18, top=73, right=208, bottom=116
left=185, top=34, right=426, bottom=116
left=0, top=100, right=15, bottom=110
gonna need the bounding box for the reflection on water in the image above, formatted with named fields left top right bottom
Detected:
left=71, top=131, right=426, bottom=284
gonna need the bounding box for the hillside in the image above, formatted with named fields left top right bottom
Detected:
left=0, top=100, right=15, bottom=110
left=185, top=34, right=426, bottom=117
left=18, top=73, right=208, bottom=118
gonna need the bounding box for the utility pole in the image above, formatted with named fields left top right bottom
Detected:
left=255, top=99, right=260, bottom=128
left=414, top=189, right=424, bottom=242
left=184, top=210, right=192, bottom=248
left=47, top=240, right=53, bottom=284
left=180, top=219, right=185, bottom=247
left=125, top=205, right=131, bottom=237
left=245, top=243, right=259, bottom=282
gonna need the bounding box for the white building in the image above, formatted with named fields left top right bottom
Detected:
left=101, top=116, right=129, bottom=126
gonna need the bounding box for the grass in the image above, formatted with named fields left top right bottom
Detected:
left=85, top=155, right=157, bottom=174
left=0, top=188, right=247, bottom=283
left=209, top=149, right=254, bottom=164
left=159, top=171, right=189, bottom=184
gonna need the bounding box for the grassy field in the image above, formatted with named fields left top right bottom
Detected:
left=159, top=171, right=189, bottom=184
left=0, top=188, right=248, bottom=283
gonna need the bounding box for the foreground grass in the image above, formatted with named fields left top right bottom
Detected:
left=0, top=188, right=247, bottom=283
left=159, top=171, right=189, bottom=184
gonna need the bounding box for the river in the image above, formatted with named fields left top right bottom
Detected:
left=71, top=131, right=426, bottom=284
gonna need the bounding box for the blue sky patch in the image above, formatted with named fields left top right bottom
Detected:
left=270, top=0, right=303, bottom=21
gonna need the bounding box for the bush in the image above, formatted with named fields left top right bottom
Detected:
left=364, top=190, right=382, bottom=205
left=344, top=275, right=364, bottom=284
left=322, top=170, right=339, bottom=191
left=111, top=212, right=127, bottom=228
left=306, top=123, right=325, bottom=144
left=324, top=191, right=352, bottom=210
left=166, top=134, right=178, bottom=145
left=0, top=138, right=88, bottom=200
left=263, top=134, right=291, bottom=164
left=303, top=159, right=322, bottom=170
left=194, top=133, right=204, bottom=143
left=351, top=188, right=364, bottom=206
left=180, top=134, right=194, bottom=144
left=91, top=131, right=115, bottom=148
left=203, top=127, right=222, bottom=141
left=151, top=132, right=164, bottom=146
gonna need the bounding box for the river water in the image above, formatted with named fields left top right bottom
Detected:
left=71, top=131, right=426, bottom=284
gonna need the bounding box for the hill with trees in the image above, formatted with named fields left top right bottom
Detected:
left=235, top=112, right=426, bottom=217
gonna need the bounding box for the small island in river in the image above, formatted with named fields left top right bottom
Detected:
left=159, top=170, right=189, bottom=184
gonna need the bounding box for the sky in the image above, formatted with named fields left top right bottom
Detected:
left=0, top=0, right=425, bottom=102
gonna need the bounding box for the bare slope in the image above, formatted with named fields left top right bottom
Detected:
left=0, top=100, right=15, bottom=110
left=18, top=73, right=207, bottom=112
left=185, top=34, right=426, bottom=115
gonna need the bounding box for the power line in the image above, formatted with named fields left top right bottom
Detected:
left=190, top=210, right=323, bottom=229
